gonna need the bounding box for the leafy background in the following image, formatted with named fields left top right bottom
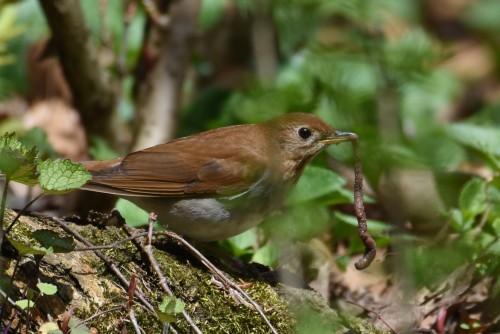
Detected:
left=0, top=0, right=499, bottom=332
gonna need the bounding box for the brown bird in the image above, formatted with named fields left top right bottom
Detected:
left=81, top=113, right=354, bottom=241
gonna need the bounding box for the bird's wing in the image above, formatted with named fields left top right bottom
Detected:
left=82, top=125, right=269, bottom=197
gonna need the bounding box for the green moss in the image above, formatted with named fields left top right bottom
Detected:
left=3, top=209, right=385, bottom=333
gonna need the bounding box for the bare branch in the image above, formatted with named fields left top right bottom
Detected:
left=38, top=0, right=116, bottom=143
left=132, top=0, right=201, bottom=150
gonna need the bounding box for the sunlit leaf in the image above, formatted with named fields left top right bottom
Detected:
left=157, top=296, right=185, bottom=323
left=0, top=133, right=38, bottom=184
left=115, top=198, right=150, bottom=228
left=15, top=299, right=35, bottom=310
left=37, top=159, right=91, bottom=194
left=37, top=282, right=57, bottom=295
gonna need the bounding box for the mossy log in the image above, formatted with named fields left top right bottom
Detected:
left=1, top=209, right=388, bottom=333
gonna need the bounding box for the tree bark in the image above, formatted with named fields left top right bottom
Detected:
left=132, top=0, right=201, bottom=151
left=38, top=0, right=116, bottom=145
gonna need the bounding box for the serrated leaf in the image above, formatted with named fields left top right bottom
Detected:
left=37, top=282, right=57, bottom=295
left=15, top=299, right=35, bottom=310
left=155, top=309, right=176, bottom=323
left=157, top=296, right=185, bottom=323
left=159, top=296, right=185, bottom=314
left=0, top=133, right=38, bottom=184
left=37, top=159, right=91, bottom=194
left=32, top=230, right=75, bottom=253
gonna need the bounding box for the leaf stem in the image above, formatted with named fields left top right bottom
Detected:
left=0, top=177, right=10, bottom=253
left=5, top=193, right=44, bottom=235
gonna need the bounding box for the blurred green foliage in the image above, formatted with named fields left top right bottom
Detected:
left=0, top=0, right=499, bottom=293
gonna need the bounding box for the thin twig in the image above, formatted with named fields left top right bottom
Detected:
left=122, top=214, right=203, bottom=334
left=5, top=193, right=44, bottom=235
left=0, top=177, right=10, bottom=252
left=141, top=0, right=170, bottom=27
left=50, top=217, right=156, bottom=315
left=128, top=308, right=142, bottom=334
left=74, top=232, right=149, bottom=251
left=345, top=300, right=400, bottom=334
left=159, top=231, right=279, bottom=334
left=72, top=306, right=123, bottom=330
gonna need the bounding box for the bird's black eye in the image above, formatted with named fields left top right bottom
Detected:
left=298, top=127, right=312, bottom=139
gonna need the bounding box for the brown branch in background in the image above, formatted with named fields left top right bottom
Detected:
left=132, top=0, right=201, bottom=150
left=251, top=0, right=278, bottom=85
left=38, top=0, right=116, bottom=144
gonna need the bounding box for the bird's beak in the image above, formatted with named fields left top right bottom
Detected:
left=320, top=131, right=357, bottom=145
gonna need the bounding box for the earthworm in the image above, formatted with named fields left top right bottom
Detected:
left=350, top=135, right=376, bottom=270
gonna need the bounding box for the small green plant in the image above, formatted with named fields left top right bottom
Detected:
left=0, top=132, right=91, bottom=255
left=156, top=295, right=186, bottom=323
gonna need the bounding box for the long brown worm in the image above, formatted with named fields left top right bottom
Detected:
left=349, top=135, right=376, bottom=270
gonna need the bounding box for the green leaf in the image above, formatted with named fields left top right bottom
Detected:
left=32, top=230, right=75, bottom=253
left=199, top=0, right=225, bottom=30
left=465, top=0, right=500, bottom=32
left=0, top=133, right=38, bottom=184
left=37, top=282, right=57, bottom=295
left=287, top=165, right=346, bottom=205
left=445, top=124, right=500, bottom=169
left=67, top=317, right=92, bottom=334
left=89, top=136, right=120, bottom=160
left=37, top=159, right=91, bottom=194
left=38, top=322, right=62, bottom=334
left=492, top=218, right=500, bottom=237
left=226, top=229, right=257, bottom=259
left=15, top=299, right=35, bottom=310
left=384, top=28, right=439, bottom=77
left=115, top=198, right=150, bottom=228
left=263, top=204, right=330, bottom=240
left=159, top=296, right=185, bottom=314
left=7, top=237, right=48, bottom=255
left=307, top=52, right=377, bottom=97
left=333, top=211, right=393, bottom=234
left=157, top=296, right=185, bottom=323
left=18, top=128, right=57, bottom=160
left=459, top=178, right=487, bottom=221
left=251, top=243, right=278, bottom=267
